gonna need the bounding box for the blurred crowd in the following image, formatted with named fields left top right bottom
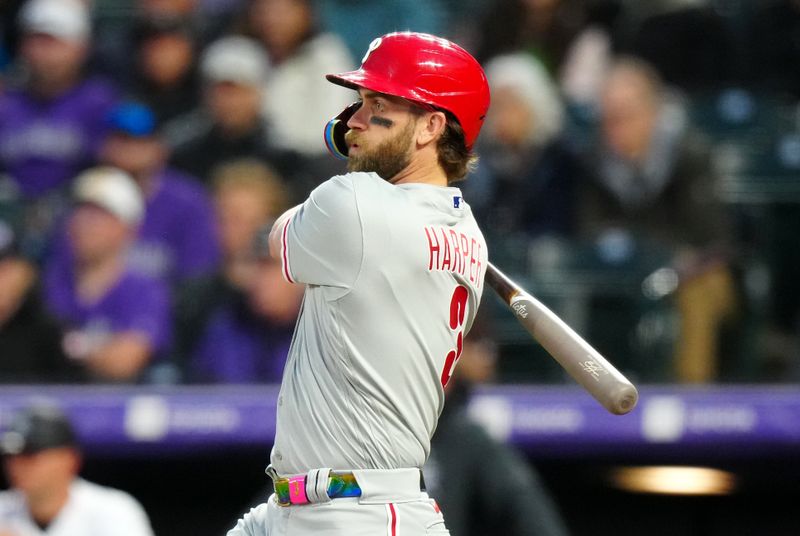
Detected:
left=1, top=0, right=800, bottom=387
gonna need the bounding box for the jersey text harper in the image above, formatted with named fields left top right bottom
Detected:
left=424, top=226, right=483, bottom=288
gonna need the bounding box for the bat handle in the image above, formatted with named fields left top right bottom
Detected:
left=485, top=263, right=519, bottom=303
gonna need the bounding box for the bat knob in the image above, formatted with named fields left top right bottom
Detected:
left=611, top=386, right=639, bottom=415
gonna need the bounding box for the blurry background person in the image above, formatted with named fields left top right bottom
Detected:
left=0, top=219, right=78, bottom=383
left=42, top=167, right=171, bottom=383
left=45, top=101, right=220, bottom=286
left=100, top=101, right=220, bottom=284
left=578, top=57, right=740, bottom=383
left=0, top=404, right=155, bottom=535
left=463, top=52, right=579, bottom=242
left=136, top=0, right=232, bottom=44
left=91, top=0, right=232, bottom=86
left=0, top=0, right=119, bottom=260
left=168, top=35, right=300, bottom=193
left=128, top=16, right=200, bottom=126
left=185, top=239, right=303, bottom=383
left=557, top=0, right=621, bottom=112
left=247, top=0, right=354, bottom=162
left=174, top=159, right=299, bottom=383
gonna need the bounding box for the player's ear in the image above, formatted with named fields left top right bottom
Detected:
left=415, top=111, right=447, bottom=147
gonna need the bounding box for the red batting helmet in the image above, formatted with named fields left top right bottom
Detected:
left=325, top=32, right=490, bottom=154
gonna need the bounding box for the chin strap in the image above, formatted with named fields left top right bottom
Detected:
left=323, top=101, right=361, bottom=160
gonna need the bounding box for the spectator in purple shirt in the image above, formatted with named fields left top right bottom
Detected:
left=175, top=159, right=301, bottom=383
left=0, top=0, right=118, bottom=199
left=188, top=252, right=302, bottom=383
left=43, top=167, right=171, bottom=383
left=0, top=0, right=119, bottom=264
left=99, top=101, right=221, bottom=284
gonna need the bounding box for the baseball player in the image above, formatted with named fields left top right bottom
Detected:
left=228, top=32, right=490, bottom=535
left=0, top=405, right=155, bottom=536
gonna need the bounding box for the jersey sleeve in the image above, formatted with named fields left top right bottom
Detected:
left=280, top=174, right=363, bottom=288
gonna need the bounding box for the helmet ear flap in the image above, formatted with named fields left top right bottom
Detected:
left=324, top=101, right=362, bottom=160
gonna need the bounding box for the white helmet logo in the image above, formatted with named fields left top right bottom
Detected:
left=362, top=37, right=383, bottom=64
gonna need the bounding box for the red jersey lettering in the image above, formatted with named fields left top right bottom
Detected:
left=424, top=226, right=483, bottom=288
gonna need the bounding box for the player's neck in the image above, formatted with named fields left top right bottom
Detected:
left=390, top=152, right=448, bottom=187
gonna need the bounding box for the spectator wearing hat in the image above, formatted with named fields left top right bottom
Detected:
left=168, top=35, right=300, bottom=192
left=0, top=219, right=79, bottom=383
left=42, top=167, right=171, bottom=383
left=578, top=57, right=740, bottom=383
left=0, top=0, right=119, bottom=200
left=101, top=101, right=220, bottom=284
left=0, top=0, right=120, bottom=264
left=90, top=0, right=234, bottom=85
left=44, top=102, right=220, bottom=286
left=463, top=52, right=579, bottom=241
left=0, top=404, right=155, bottom=535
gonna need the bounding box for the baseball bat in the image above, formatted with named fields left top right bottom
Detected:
left=485, top=262, right=638, bottom=415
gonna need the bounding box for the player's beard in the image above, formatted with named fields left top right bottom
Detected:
left=345, top=120, right=415, bottom=182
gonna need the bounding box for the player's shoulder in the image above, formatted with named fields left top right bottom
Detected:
left=320, top=171, right=382, bottom=189
left=310, top=171, right=384, bottom=203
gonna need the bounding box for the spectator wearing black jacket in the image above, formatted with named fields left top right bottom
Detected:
left=0, top=220, right=80, bottom=383
left=167, top=35, right=301, bottom=197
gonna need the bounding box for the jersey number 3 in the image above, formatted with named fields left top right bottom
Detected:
left=441, top=285, right=468, bottom=387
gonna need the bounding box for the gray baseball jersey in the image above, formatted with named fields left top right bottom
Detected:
left=273, top=171, right=487, bottom=474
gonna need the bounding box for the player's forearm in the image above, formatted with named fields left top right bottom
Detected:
left=269, top=204, right=302, bottom=260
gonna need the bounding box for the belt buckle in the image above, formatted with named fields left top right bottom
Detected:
left=267, top=466, right=294, bottom=507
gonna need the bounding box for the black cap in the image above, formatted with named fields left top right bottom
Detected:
left=1, top=405, right=78, bottom=456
